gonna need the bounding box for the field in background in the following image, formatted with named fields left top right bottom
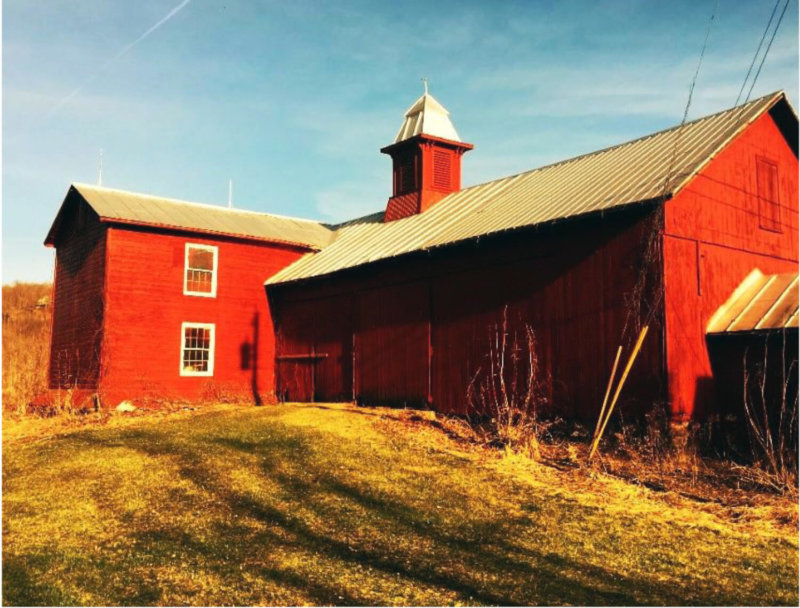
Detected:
left=3, top=403, right=798, bottom=606
left=2, top=283, right=52, bottom=414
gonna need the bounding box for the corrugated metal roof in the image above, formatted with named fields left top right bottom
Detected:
left=268, top=91, right=792, bottom=285
left=47, top=183, right=334, bottom=250
left=707, top=269, right=799, bottom=334
left=394, top=93, right=462, bottom=144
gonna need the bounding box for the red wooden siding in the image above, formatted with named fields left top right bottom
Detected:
left=357, top=282, right=429, bottom=406
left=49, top=196, right=107, bottom=389
left=99, top=225, right=308, bottom=406
left=664, top=110, right=799, bottom=420
left=383, top=136, right=471, bottom=221
left=270, top=207, right=665, bottom=422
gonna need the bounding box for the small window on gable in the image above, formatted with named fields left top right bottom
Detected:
left=184, top=243, right=218, bottom=297
left=756, top=157, right=781, bottom=233
left=180, top=322, right=215, bottom=376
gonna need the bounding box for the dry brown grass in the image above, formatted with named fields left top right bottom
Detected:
left=2, top=282, right=53, bottom=415
left=3, top=402, right=798, bottom=605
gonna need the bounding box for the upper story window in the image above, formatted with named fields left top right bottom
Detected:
left=756, top=156, right=781, bottom=233
left=184, top=243, right=218, bottom=297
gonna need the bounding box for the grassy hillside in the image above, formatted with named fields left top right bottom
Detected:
left=3, top=403, right=797, bottom=606
left=2, top=283, right=52, bottom=413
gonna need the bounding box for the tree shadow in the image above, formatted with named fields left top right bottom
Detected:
left=11, top=424, right=794, bottom=606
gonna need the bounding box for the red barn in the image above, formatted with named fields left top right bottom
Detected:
left=265, top=90, right=798, bottom=423
left=44, top=184, right=331, bottom=406
left=45, top=89, right=798, bottom=424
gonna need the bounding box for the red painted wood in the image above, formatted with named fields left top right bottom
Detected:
left=270, top=208, right=665, bottom=422
left=97, top=225, right=308, bottom=406
left=383, top=135, right=472, bottom=221
left=664, top=111, right=799, bottom=421
left=48, top=194, right=107, bottom=390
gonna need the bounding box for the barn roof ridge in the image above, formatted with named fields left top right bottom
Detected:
left=449, top=91, right=787, bottom=193
left=267, top=90, right=794, bottom=285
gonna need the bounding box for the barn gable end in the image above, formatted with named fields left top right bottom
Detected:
left=664, top=105, right=799, bottom=420
left=48, top=191, right=107, bottom=390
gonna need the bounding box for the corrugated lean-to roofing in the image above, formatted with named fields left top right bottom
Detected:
left=707, top=269, right=799, bottom=334
left=267, top=91, right=791, bottom=285
left=46, top=183, right=334, bottom=250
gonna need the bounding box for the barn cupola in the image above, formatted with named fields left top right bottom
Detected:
left=380, top=86, right=473, bottom=222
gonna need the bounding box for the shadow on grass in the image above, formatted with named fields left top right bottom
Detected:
left=4, top=420, right=794, bottom=606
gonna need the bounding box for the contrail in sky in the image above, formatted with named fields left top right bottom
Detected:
left=44, top=0, right=193, bottom=120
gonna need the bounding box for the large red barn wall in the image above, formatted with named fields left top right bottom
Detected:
left=99, top=226, right=308, bottom=406
left=49, top=198, right=107, bottom=390
left=269, top=207, right=665, bottom=421
left=664, top=109, right=799, bottom=421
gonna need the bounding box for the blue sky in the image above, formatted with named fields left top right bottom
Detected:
left=3, top=0, right=798, bottom=283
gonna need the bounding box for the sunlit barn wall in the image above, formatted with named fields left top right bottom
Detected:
left=98, top=226, right=308, bottom=406
left=664, top=108, right=799, bottom=421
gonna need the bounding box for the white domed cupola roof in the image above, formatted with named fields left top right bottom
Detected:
left=394, top=90, right=462, bottom=144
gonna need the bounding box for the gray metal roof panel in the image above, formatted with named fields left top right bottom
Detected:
left=707, top=270, right=799, bottom=334
left=65, top=184, right=334, bottom=250
left=268, top=92, right=789, bottom=285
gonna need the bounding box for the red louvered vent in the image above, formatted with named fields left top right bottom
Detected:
left=398, top=156, right=416, bottom=194
left=756, top=156, right=781, bottom=232
left=433, top=150, right=451, bottom=190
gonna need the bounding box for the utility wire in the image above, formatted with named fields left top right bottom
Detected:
left=658, top=0, right=719, bottom=197
left=735, top=0, right=781, bottom=107
left=744, top=0, right=790, bottom=103
left=622, top=0, right=719, bottom=343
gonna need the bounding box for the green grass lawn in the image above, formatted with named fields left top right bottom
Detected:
left=2, top=403, right=798, bottom=606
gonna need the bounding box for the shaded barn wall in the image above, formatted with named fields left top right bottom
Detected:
left=269, top=207, right=665, bottom=421
left=49, top=198, right=107, bottom=389
left=664, top=110, right=799, bottom=421
left=99, top=226, right=307, bottom=406
left=706, top=329, right=798, bottom=451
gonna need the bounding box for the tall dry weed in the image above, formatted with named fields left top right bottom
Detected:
left=2, top=283, right=53, bottom=414
left=467, top=306, right=551, bottom=457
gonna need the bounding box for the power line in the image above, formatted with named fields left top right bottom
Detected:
left=744, top=0, right=790, bottom=104
left=658, top=0, right=719, bottom=197
left=735, top=0, right=781, bottom=107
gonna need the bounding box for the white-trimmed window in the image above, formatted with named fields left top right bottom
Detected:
left=184, top=243, right=218, bottom=297
left=180, top=322, right=215, bottom=376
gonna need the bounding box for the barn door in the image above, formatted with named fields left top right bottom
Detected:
left=276, top=355, right=316, bottom=402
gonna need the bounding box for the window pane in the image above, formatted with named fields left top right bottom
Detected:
left=188, top=248, right=214, bottom=270
left=182, top=326, right=212, bottom=374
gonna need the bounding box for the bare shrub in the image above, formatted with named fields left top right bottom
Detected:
left=742, top=338, right=798, bottom=493
left=467, top=306, right=550, bottom=457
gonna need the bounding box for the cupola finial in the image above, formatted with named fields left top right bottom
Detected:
left=422, top=77, right=429, bottom=96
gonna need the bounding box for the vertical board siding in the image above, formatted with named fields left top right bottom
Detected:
left=100, top=226, right=308, bottom=406
left=49, top=197, right=106, bottom=389
left=313, top=294, right=353, bottom=401
left=665, top=111, right=799, bottom=420
left=270, top=207, right=665, bottom=422
left=357, top=282, right=429, bottom=406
